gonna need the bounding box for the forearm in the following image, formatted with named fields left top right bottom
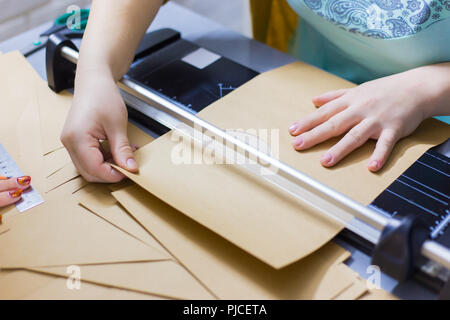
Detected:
left=76, top=0, right=163, bottom=83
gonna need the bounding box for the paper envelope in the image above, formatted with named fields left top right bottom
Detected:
left=112, top=184, right=367, bottom=300
left=114, top=61, right=450, bottom=268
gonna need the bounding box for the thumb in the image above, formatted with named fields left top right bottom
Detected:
left=109, top=130, right=139, bottom=173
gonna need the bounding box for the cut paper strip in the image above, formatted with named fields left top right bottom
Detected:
left=45, top=162, right=80, bottom=193
left=44, top=147, right=72, bottom=178
left=0, top=269, right=165, bottom=300
left=32, top=260, right=214, bottom=300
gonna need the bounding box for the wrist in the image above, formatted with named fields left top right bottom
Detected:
left=408, top=64, right=450, bottom=119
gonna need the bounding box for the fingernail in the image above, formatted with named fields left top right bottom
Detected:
left=9, top=189, right=23, bottom=198
left=127, top=158, right=137, bottom=169
left=292, top=136, right=304, bottom=149
left=320, top=153, right=333, bottom=165
left=289, top=123, right=299, bottom=134
left=369, top=160, right=379, bottom=171
left=17, top=176, right=31, bottom=186
left=0, top=176, right=8, bottom=180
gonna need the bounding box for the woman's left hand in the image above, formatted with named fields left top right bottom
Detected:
left=288, top=64, right=450, bottom=172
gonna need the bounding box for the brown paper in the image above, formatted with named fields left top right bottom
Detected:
left=45, top=162, right=80, bottom=193
left=0, top=270, right=164, bottom=300
left=115, top=62, right=449, bottom=268
left=37, top=89, right=72, bottom=155
left=112, top=184, right=364, bottom=300
left=32, top=260, right=214, bottom=300
left=77, top=183, right=171, bottom=257
left=44, top=147, right=72, bottom=178
left=0, top=196, right=168, bottom=268
left=359, top=288, right=398, bottom=300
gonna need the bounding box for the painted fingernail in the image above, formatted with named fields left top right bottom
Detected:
left=0, top=176, right=8, bottom=180
left=320, top=153, right=333, bottom=165
left=368, top=160, right=379, bottom=171
left=127, top=158, right=137, bottom=169
left=289, top=123, right=299, bottom=134
left=292, top=136, right=304, bottom=149
left=9, top=189, right=23, bottom=198
left=17, top=176, right=31, bottom=186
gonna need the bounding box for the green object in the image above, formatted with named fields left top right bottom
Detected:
left=55, top=8, right=90, bottom=30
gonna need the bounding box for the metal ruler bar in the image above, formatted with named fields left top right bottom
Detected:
left=60, top=46, right=450, bottom=270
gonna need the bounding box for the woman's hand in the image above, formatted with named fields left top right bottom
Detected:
left=61, top=71, right=137, bottom=183
left=0, top=176, right=31, bottom=208
left=59, top=0, right=162, bottom=183
left=289, top=63, right=450, bottom=172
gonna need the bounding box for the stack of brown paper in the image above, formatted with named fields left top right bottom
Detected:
left=0, top=50, right=429, bottom=300
left=111, top=183, right=369, bottom=299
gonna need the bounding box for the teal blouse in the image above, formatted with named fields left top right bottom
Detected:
left=286, top=0, right=450, bottom=124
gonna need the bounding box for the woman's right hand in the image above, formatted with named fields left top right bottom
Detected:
left=60, top=71, right=138, bottom=183
left=59, top=0, right=163, bottom=183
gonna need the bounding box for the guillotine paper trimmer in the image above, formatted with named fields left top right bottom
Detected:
left=45, top=28, right=450, bottom=298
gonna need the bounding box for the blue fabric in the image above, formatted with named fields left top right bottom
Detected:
left=286, top=0, right=450, bottom=124
left=295, top=0, right=450, bottom=39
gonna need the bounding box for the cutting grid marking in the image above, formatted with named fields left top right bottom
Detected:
left=416, top=160, right=450, bottom=178
left=385, top=189, right=439, bottom=217
left=431, top=210, right=450, bottom=239
left=218, top=83, right=236, bottom=98
left=396, top=178, right=448, bottom=205
left=425, top=152, right=450, bottom=165
left=402, top=174, right=450, bottom=200
left=371, top=147, right=449, bottom=245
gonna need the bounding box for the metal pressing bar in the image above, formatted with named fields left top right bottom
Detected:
left=60, top=46, right=450, bottom=269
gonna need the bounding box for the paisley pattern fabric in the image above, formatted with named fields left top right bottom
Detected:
left=300, top=0, right=450, bottom=38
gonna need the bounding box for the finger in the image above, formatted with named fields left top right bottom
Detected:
left=108, top=131, right=139, bottom=173
left=0, top=189, right=23, bottom=207
left=289, top=98, right=348, bottom=136
left=320, top=120, right=376, bottom=167
left=368, top=129, right=399, bottom=172
left=312, top=89, right=349, bottom=107
left=292, top=111, right=360, bottom=151
left=0, top=176, right=32, bottom=192
left=68, top=137, right=126, bottom=183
